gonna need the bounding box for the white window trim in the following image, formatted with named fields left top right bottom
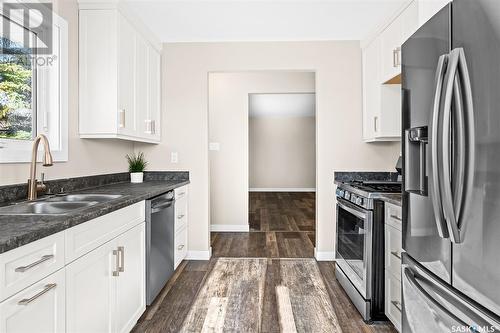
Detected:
left=0, top=1, right=68, bottom=163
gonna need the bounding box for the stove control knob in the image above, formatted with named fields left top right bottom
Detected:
left=344, top=191, right=350, bottom=200
left=356, top=197, right=363, bottom=206
left=350, top=195, right=357, bottom=203
left=339, top=189, right=345, bottom=197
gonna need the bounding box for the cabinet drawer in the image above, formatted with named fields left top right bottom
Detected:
left=65, top=201, right=145, bottom=263
left=385, top=202, right=402, bottom=230
left=174, top=226, right=187, bottom=269
left=175, top=199, right=187, bottom=233
left=174, top=185, right=188, bottom=201
left=385, top=271, right=402, bottom=331
left=0, top=268, right=65, bottom=333
left=0, top=232, right=65, bottom=301
left=385, top=224, right=402, bottom=278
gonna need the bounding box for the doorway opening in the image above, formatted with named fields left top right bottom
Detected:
left=208, top=71, right=316, bottom=258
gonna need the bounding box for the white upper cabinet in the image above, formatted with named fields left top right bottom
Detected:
left=362, top=0, right=450, bottom=142
left=78, top=2, right=162, bottom=144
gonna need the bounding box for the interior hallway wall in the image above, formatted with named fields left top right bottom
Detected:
left=249, top=115, right=315, bottom=190
left=209, top=72, right=315, bottom=231
left=135, top=41, right=401, bottom=260
left=0, top=0, right=134, bottom=186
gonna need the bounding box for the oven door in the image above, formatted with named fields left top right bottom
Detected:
left=336, top=197, right=373, bottom=299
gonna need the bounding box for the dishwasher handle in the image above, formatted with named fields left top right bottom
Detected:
left=150, top=191, right=175, bottom=213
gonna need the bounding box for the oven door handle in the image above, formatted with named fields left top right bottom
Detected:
left=337, top=199, right=368, bottom=220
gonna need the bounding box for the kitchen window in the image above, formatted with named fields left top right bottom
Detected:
left=0, top=2, right=68, bottom=163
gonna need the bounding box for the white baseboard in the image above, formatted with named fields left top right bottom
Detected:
left=249, top=188, right=316, bottom=192
left=211, top=224, right=250, bottom=232
left=314, top=249, right=336, bottom=261
left=186, top=247, right=212, bottom=260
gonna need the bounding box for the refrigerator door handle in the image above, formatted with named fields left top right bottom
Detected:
left=403, top=267, right=468, bottom=326
left=429, top=54, right=450, bottom=239
left=439, top=48, right=475, bottom=244
left=439, top=48, right=461, bottom=243
left=456, top=47, right=476, bottom=242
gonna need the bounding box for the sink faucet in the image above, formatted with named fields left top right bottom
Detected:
left=28, top=134, right=53, bottom=200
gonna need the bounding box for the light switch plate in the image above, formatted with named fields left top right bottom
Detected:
left=209, top=142, right=220, bottom=151
left=171, top=152, right=178, bottom=163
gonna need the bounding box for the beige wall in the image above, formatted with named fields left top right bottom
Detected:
left=136, top=41, right=400, bottom=258
left=0, top=0, right=133, bottom=186
left=208, top=72, right=315, bottom=230
left=249, top=116, right=316, bottom=189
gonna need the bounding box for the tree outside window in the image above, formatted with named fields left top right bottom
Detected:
left=0, top=36, right=34, bottom=141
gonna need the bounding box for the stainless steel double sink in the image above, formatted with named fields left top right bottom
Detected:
left=0, top=194, right=122, bottom=215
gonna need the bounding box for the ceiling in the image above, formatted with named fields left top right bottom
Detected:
left=124, top=0, right=407, bottom=43
left=249, top=93, right=315, bottom=118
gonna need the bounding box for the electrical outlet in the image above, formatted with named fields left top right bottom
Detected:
left=171, top=152, right=178, bottom=163
left=209, top=142, right=220, bottom=151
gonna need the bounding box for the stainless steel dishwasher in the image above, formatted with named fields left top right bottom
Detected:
left=145, top=191, right=175, bottom=305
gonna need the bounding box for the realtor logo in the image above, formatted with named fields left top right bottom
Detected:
left=1, top=2, right=53, bottom=55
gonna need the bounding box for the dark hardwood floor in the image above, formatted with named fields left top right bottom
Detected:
left=211, top=192, right=316, bottom=258
left=133, top=260, right=396, bottom=333
left=133, top=192, right=396, bottom=332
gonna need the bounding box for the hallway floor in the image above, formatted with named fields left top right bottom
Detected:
left=211, top=192, right=316, bottom=258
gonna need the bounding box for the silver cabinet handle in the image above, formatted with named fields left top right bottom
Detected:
left=391, top=251, right=401, bottom=260
left=177, top=214, right=185, bottom=219
left=373, top=116, right=378, bottom=133
left=393, top=48, right=397, bottom=67
left=15, top=255, right=54, bottom=273
left=18, top=284, right=56, bottom=305
left=395, top=47, right=401, bottom=67
left=151, top=120, right=156, bottom=135
left=177, top=191, right=186, bottom=197
left=118, top=109, right=125, bottom=128
left=112, top=249, right=120, bottom=277
left=145, top=119, right=152, bottom=134
left=391, top=300, right=402, bottom=312
left=177, top=245, right=185, bottom=251
left=389, top=214, right=402, bottom=222
left=118, top=246, right=124, bottom=273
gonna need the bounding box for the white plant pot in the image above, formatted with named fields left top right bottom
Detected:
left=130, top=172, right=144, bottom=183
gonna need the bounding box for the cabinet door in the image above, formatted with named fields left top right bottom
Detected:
left=147, top=47, right=161, bottom=141
left=135, top=35, right=149, bottom=139
left=362, top=37, right=381, bottom=141
left=0, top=269, right=65, bottom=333
left=115, top=224, right=146, bottom=333
left=117, top=15, right=136, bottom=136
left=380, top=14, right=403, bottom=83
left=66, top=241, right=116, bottom=333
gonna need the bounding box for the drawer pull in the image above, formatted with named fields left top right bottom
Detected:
left=177, top=245, right=185, bottom=251
left=118, top=246, right=125, bottom=273
left=391, top=300, right=402, bottom=312
left=391, top=251, right=401, bottom=260
left=18, top=284, right=56, bottom=305
left=177, top=214, right=185, bottom=219
left=177, top=192, right=186, bottom=197
left=15, top=255, right=54, bottom=272
left=390, top=214, right=402, bottom=222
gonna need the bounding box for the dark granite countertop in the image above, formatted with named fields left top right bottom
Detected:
left=378, top=193, right=402, bottom=206
left=0, top=178, right=189, bottom=254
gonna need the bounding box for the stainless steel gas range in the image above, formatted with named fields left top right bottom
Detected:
left=334, top=179, right=401, bottom=322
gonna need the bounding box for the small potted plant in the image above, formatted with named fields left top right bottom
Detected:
left=126, top=152, right=148, bottom=183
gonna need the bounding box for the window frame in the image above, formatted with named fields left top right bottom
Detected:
left=0, top=1, right=68, bottom=163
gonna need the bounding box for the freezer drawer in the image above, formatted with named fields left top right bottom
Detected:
left=402, top=254, right=500, bottom=333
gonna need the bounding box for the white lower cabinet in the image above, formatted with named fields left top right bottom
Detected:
left=0, top=268, right=65, bottom=333
left=66, top=223, right=145, bottom=333
left=174, top=185, right=189, bottom=268
left=115, top=224, right=145, bottom=333
left=384, top=202, right=402, bottom=332
left=66, top=240, right=115, bottom=333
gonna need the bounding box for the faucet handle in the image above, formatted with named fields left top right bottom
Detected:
left=40, top=173, right=45, bottom=184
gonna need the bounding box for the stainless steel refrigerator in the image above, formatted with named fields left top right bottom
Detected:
left=402, top=0, right=500, bottom=331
